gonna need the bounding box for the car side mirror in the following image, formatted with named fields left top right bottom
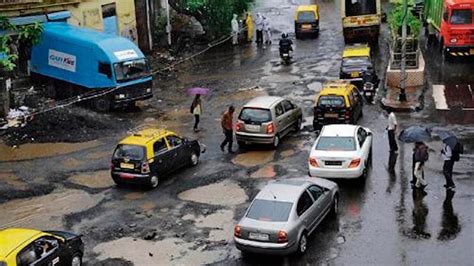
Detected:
left=367, top=132, right=373, bottom=136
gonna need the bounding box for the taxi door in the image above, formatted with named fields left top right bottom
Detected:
left=166, top=135, right=188, bottom=169
left=151, top=137, right=173, bottom=176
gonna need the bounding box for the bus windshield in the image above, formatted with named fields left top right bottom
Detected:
left=345, top=0, right=377, bottom=17
left=114, top=59, right=149, bottom=82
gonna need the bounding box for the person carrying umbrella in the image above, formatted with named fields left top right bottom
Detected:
left=413, top=142, right=429, bottom=189
left=191, top=94, right=202, bottom=132
left=434, top=129, right=463, bottom=191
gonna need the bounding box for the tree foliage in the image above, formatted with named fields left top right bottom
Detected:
left=0, top=16, right=43, bottom=72
left=388, top=5, right=422, bottom=37
left=168, top=0, right=253, bottom=37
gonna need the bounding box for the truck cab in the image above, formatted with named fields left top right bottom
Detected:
left=440, top=0, right=474, bottom=56
left=340, top=0, right=382, bottom=44
left=30, top=22, right=153, bottom=111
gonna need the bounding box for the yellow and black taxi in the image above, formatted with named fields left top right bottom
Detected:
left=0, top=228, right=84, bottom=266
left=111, top=128, right=204, bottom=188
left=313, top=80, right=364, bottom=131
left=339, top=44, right=375, bottom=85
left=295, top=5, right=320, bottom=38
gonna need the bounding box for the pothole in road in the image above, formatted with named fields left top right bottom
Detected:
left=63, top=157, right=86, bottom=169
left=307, top=81, right=322, bottom=92
left=124, top=192, right=147, bottom=200
left=250, top=164, right=276, bottom=179
left=68, top=170, right=115, bottom=189
left=0, top=171, right=27, bottom=190
left=178, top=181, right=247, bottom=207
left=0, top=189, right=103, bottom=228
left=0, top=140, right=102, bottom=162
left=85, top=150, right=112, bottom=160
left=182, top=209, right=234, bottom=242
left=232, top=150, right=275, bottom=167
left=94, top=237, right=226, bottom=265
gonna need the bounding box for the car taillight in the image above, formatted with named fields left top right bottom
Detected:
left=267, top=122, right=274, bottom=134
left=348, top=158, right=361, bottom=168
left=345, top=110, right=350, bottom=120
left=141, top=161, right=150, bottom=174
left=277, top=230, right=288, bottom=243
left=236, top=121, right=242, bottom=132
left=234, top=225, right=241, bottom=237
left=309, top=157, right=319, bottom=167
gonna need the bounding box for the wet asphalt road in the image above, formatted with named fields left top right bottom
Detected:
left=1, top=0, right=473, bottom=265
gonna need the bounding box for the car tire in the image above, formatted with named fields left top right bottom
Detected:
left=190, top=151, right=199, bottom=166
left=294, top=117, right=302, bottom=132
left=330, top=195, right=339, bottom=217
left=297, top=232, right=308, bottom=255
left=71, top=254, right=82, bottom=266
left=93, top=97, right=111, bottom=112
left=237, top=141, right=246, bottom=149
left=112, top=178, right=124, bottom=187
left=272, top=134, right=280, bottom=149
left=149, top=176, right=159, bottom=189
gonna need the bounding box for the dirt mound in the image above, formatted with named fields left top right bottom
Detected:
left=2, top=106, right=133, bottom=145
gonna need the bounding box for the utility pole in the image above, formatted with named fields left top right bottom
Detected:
left=399, top=0, right=408, bottom=102
left=165, top=0, right=172, bottom=46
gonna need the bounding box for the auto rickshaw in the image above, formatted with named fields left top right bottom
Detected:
left=294, top=5, right=319, bottom=39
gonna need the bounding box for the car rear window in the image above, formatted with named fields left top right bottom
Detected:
left=246, top=199, right=293, bottom=222
left=113, top=144, right=145, bottom=160
left=342, top=56, right=371, bottom=67
left=316, top=136, right=356, bottom=151
left=318, top=96, right=345, bottom=108
left=239, top=108, right=272, bottom=123
left=298, top=11, right=316, bottom=21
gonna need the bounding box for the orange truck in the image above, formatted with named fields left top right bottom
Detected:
left=341, top=0, right=382, bottom=44
left=425, top=0, right=474, bottom=57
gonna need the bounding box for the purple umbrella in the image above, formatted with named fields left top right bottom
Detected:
left=187, top=87, right=210, bottom=96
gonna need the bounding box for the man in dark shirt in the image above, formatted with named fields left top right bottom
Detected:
left=220, top=105, right=235, bottom=153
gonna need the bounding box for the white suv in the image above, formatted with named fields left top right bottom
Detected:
left=308, top=124, right=373, bottom=179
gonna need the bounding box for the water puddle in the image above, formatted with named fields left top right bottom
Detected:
left=63, top=157, right=85, bottom=169
left=94, top=237, right=226, bottom=265
left=86, top=151, right=111, bottom=160
left=68, top=170, right=114, bottom=189
left=124, top=192, right=146, bottom=200
left=183, top=209, right=234, bottom=242
left=140, top=201, right=156, bottom=212
left=280, top=149, right=296, bottom=158
left=0, top=189, right=103, bottom=228
left=0, top=140, right=102, bottom=162
left=178, top=181, right=247, bottom=206
left=307, top=81, right=322, bottom=92
left=250, top=164, right=276, bottom=179
left=232, top=150, right=275, bottom=167
left=0, top=171, right=27, bottom=190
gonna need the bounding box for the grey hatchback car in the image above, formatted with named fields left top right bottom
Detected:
left=234, top=177, right=339, bottom=256
left=235, top=96, right=303, bottom=148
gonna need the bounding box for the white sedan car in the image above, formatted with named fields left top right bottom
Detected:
left=308, top=124, right=373, bottom=179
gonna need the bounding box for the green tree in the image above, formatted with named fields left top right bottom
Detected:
left=169, top=0, right=253, bottom=38
left=0, top=16, right=43, bottom=72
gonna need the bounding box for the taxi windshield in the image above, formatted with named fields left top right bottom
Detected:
left=342, top=56, right=371, bottom=67
left=298, top=11, right=316, bottom=21
left=114, top=59, right=149, bottom=82
left=113, top=144, right=145, bottom=160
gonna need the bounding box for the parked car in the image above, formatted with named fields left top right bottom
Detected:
left=308, top=124, right=373, bottom=179
left=235, top=96, right=303, bottom=148
left=0, top=228, right=84, bottom=266
left=111, top=128, right=205, bottom=188
left=234, top=177, right=339, bottom=255
left=313, top=80, right=363, bottom=131
left=295, top=5, right=320, bottom=38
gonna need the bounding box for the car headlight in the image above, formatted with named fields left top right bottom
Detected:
left=450, top=38, right=457, bottom=43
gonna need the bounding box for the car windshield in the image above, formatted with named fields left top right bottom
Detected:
left=450, top=9, right=472, bottom=25
left=318, top=96, right=345, bottom=108
left=316, top=136, right=356, bottom=151
left=246, top=199, right=293, bottom=222
left=113, top=144, right=145, bottom=160
left=342, top=56, right=371, bottom=67
left=114, top=59, right=149, bottom=82
left=239, top=108, right=272, bottom=123
left=298, top=11, right=316, bottom=21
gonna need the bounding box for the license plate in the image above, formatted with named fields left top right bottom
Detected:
left=325, top=113, right=339, bottom=118
left=302, top=24, right=312, bottom=30
left=283, top=53, right=289, bottom=56
left=365, top=92, right=372, bottom=96
left=351, top=72, right=359, bottom=78
left=120, top=163, right=135, bottom=169
left=246, top=124, right=260, bottom=132
left=249, top=232, right=269, bottom=241
left=470, top=49, right=474, bottom=55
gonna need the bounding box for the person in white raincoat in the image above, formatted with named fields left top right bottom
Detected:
left=254, top=13, right=264, bottom=44
left=263, top=16, right=272, bottom=44
left=231, top=14, right=239, bottom=45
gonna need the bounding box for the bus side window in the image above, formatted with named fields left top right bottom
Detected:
left=98, top=62, right=112, bottom=78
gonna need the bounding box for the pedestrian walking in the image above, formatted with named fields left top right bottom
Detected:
left=220, top=105, right=235, bottom=153
left=387, top=111, right=398, bottom=152
left=231, top=14, right=239, bottom=45
left=263, top=16, right=272, bottom=44
left=190, top=94, right=202, bottom=132
left=442, top=143, right=456, bottom=190
left=245, top=11, right=254, bottom=43
left=255, top=13, right=264, bottom=44
left=413, top=142, right=429, bottom=189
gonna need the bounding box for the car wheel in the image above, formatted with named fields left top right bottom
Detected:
left=297, top=232, right=308, bottom=255
left=93, top=97, right=111, bottom=112
left=190, top=152, right=199, bottom=166
left=330, top=195, right=339, bottom=217
left=71, top=254, right=82, bottom=266
left=272, top=135, right=280, bottom=149
left=149, top=176, right=159, bottom=189
left=361, top=162, right=368, bottom=179
left=294, top=117, right=302, bottom=132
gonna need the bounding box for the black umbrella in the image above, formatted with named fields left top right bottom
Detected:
left=432, top=129, right=458, bottom=149
left=398, top=126, right=432, bottom=143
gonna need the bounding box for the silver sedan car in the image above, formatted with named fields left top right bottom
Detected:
left=235, top=96, right=303, bottom=148
left=234, top=177, right=339, bottom=255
